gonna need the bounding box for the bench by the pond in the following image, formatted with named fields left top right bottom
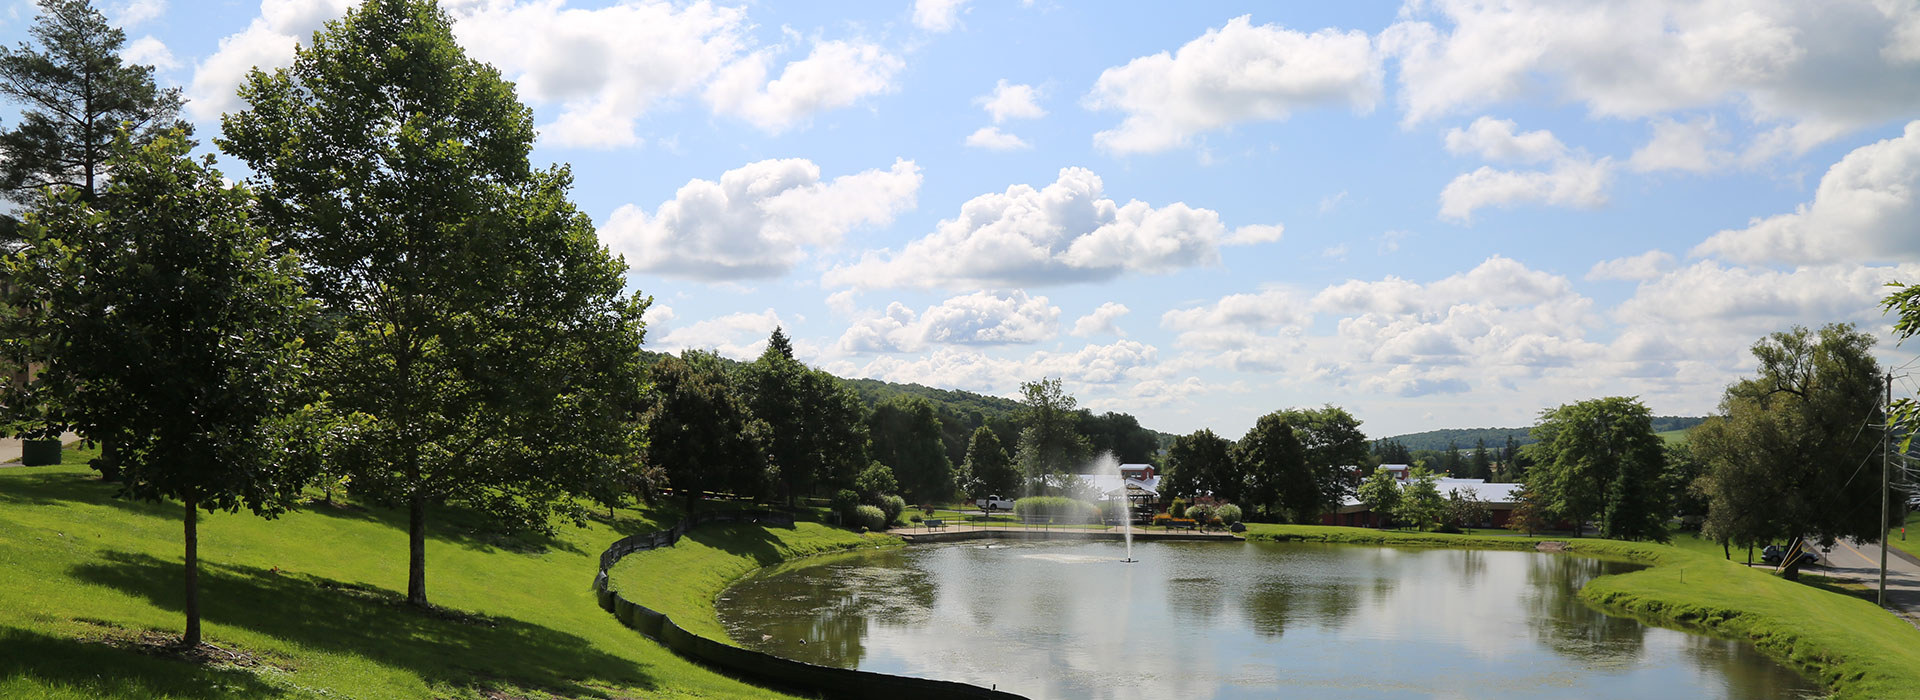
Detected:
left=1164, top=519, right=1197, bottom=531
left=924, top=519, right=946, bottom=530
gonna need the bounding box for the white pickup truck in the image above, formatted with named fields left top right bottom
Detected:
left=975, top=495, right=1015, bottom=511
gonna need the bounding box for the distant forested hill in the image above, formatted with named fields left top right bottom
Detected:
left=1378, top=416, right=1706, bottom=452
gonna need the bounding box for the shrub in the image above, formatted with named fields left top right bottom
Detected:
left=910, top=513, right=924, bottom=524
left=830, top=489, right=861, bottom=521
left=852, top=505, right=887, bottom=532
left=1012, top=496, right=1100, bottom=523
left=1207, top=516, right=1224, bottom=530
left=1169, top=497, right=1187, bottom=518
left=856, top=462, right=898, bottom=499
left=1213, top=504, right=1242, bottom=526
left=1152, top=512, right=1173, bottom=527
left=879, top=494, right=907, bottom=525
left=1186, top=503, right=1214, bottom=524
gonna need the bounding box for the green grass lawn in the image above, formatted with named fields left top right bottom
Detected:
left=0, top=444, right=817, bottom=699
left=1246, top=522, right=1920, bottom=699
left=605, top=521, right=896, bottom=641
left=1888, top=511, right=1920, bottom=561
left=1656, top=428, right=1691, bottom=445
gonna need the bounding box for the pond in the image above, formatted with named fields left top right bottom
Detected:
left=715, top=539, right=1822, bottom=700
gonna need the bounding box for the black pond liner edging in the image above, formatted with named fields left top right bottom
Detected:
left=592, top=510, right=1029, bottom=700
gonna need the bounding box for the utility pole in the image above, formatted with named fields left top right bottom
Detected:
left=1882, top=371, right=1892, bottom=608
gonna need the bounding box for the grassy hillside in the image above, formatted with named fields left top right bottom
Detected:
left=0, top=445, right=805, bottom=700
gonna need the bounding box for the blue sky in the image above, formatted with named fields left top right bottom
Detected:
left=16, top=0, right=1920, bottom=437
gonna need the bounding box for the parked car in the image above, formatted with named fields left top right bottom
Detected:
left=975, top=495, right=1015, bottom=511
left=1761, top=541, right=1823, bottom=567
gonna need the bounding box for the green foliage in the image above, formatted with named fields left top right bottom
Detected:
left=1015, top=378, right=1091, bottom=480
left=644, top=351, right=772, bottom=511
left=1162, top=429, right=1234, bottom=502
left=1011, top=495, right=1099, bottom=523
left=878, top=494, right=906, bottom=525
left=1529, top=396, right=1670, bottom=541
left=1186, top=503, right=1214, bottom=524
left=743, top=328, right=870, bottom=502
left=829, top=489, right=861, bottom=521
left=1235, top=412, right=1308, bottom=522
left=854, top=462, right=898, bottom=501
left=1077, top=410, right=1161, bottom=464
left=1885, top=282, right=1919, bottom=454
left=960, top=426, right=1015, bottom=498
left=1213, top=503, right=1242, bottom=526
left=0, top=0, right=185, bottom=202
left=1393, top=467, right=1446, bottom=531
left=219, top=0, right=649, bottom=607
left=1355, top=467, right=1402, bottom=527
left=1375, top=418, right=1706, bottom=454
left=6, top=132, right=334, bottom=646
left=850, top=504, right=887, bottom=532
left=1168, top=497, right=1187, bottom=518
left=1694, top=324, right=1888, bottom=562
left=869, top=395, right=953, bottom=502
left=1505, top=481, right=1547, bottom=536
left=1444, top=488, right=1490, bottom=531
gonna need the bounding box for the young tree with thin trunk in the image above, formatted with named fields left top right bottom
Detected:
left=220, top=0, right=649, bottom=608
left=961, top=426, right=1015, bottom=498
left=6, top=131, right=327, bottom=647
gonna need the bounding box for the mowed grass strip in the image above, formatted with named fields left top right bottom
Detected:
left=0, top=445, right=810, bottom=699
left=605, top=520, right=898, bottom=641
left=1244, top=522, right=1920, bottom=700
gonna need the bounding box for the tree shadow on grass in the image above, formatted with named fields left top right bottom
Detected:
left=0, top=469, right=179, bottom=519
left=0, top=626, right=287, bottom=698
left=294, top=497, right=587, bottom=557
left=69, top=552, right=659, bottom=698
left=683, top=522, right=802, bottom=568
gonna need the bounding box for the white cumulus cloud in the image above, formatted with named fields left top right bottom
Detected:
left=1086, top=15, right=1381, bottom=154
left=655, top=308, right=789, bottom=360
left=122, top=35, right=178, bottom=71
left=187, top=0, right=357, bottom=122
left=978, top=79, right=1046, bottom=123
left=704, top=39, right=904, bottom=134
left=965, top=126, right=1030, bottom=150
left=1381, top=0, right=1920, bottom=152
left=1439, top=157, right=1613, bottom=222
left=825, top=167, right=1256, bottom=289
left=602, top=158, right=920, bottom=280
left=1629, top=117, right=1734, bottom=173
left=1691, top=120, right=1920, bottom=265
left=1443, top=116, right=1567, bottom=163
left=913, top=0, right=969, bottom=32
left=838, top=291, right=1060, bottom=353
left=1070, top=302, right=1130, bottom=337
left=1586, top=251, right=1675, bottom=281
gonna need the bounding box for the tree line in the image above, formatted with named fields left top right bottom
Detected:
left=0, top=0, right=1170, bottom=649
left=1154, top=406, right=1371, bottom=524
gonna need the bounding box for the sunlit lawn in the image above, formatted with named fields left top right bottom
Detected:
left=0, top=445, right=805, bottom=699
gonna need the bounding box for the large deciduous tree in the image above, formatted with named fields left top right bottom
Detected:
left=0, top=0, right=184, bottom=201
left=1355, top=467, right=1402, bottom=528
left=1236, top=412, right=1311, bottom=522
left=744, top=328, right=869, bottom=502
left=1692, top=324, right=1888, bottom=577
left=869, top=395, right=953, bottom=503
left=1014, top=378, right=1089, bottom=483
left=1528, top=397, right=1668, bottom=541
left=643, top=351, right=772, bottom=514
left=7, top=132, right=328, bottom=647
left=219, top=0, right=649, bottom=608
left=1286, top=406, right=1371, bottom=514
left=961, top=426, right=1015, bottom=498
left=1162, top=429, right=1236, bottom=503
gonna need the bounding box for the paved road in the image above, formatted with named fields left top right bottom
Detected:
left=0, top=432, right=80, bottom=466
left=1818, top=536, right=1920, bottom=623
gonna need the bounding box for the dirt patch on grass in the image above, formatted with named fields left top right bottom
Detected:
left=70, top=617, right=294, bottom=671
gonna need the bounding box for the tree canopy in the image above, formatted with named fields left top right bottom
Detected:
left=1692, top=324, right=1888, bottom=573
left=1528, top=396, right=1669, bottom=541
left=220, top=0, right=648, bottom=607
left=7, top=131, right=329, bottom=646
left=0, top=0, right=184, bottom=201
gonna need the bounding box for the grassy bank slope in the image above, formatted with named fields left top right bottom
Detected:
left=605, top=521, right=897, bottom=641
left=0, top=446, right=806, bottom=699
left=1246, top=523, right=1920, bottom=699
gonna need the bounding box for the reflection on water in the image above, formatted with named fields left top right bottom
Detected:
left=716, top=540, right=1821, bottom=700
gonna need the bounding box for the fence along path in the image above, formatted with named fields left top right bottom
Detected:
left=592, top=510, right=1029, bottom=700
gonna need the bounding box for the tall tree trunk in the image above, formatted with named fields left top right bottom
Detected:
left=183, top=493, right=200, bottom=648
left=407, top=493, right=428, bottom=608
